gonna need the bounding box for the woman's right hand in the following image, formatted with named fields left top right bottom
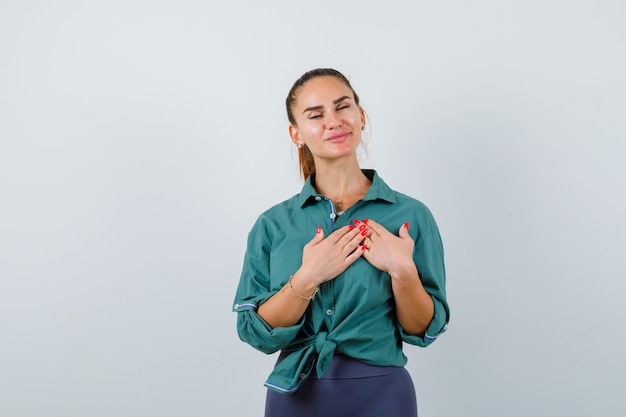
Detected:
left=292, top=222, right=368, bottom=292
left=256, top=222, right=368, bottom=329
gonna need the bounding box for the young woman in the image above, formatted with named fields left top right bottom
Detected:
left=233, top=68, right=449, bottom=417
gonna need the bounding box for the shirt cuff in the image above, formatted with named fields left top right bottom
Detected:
left=399, top=297, right=449, bottom=347
left=234, top=301, right=306, bottom=353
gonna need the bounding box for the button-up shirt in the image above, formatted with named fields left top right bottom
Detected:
left=233, top=170, right=449, bottom=393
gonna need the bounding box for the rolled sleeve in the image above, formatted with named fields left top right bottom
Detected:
left=399, top=294, right=449, bottom=347
left=401, top=221, right=450, bottom=347
left=232, top=216, right=304, bottom=353
left=234, top=303, right=305, bottom=354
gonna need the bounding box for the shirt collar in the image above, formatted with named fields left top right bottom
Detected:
left=296, top=169, right=396, bottom=208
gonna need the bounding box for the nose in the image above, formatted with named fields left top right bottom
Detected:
left=325, top=111, right=343, bottom=129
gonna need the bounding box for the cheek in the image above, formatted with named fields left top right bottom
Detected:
left=344, top=111, right=362, bottom=126
left=301, top=125, right=323, bottom=141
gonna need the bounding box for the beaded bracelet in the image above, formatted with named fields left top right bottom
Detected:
left=284, top=275, right=319, bottom=301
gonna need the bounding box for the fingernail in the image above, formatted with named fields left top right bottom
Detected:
left=353, top=219, right=361, bottom=225
left=361, top=229, right=367, bottom=236
left=359, top=224, right=366, bottom=231
left=348, top=225, right=355, bottom=231
left=317, top=225, right=322, bottom=234
left=361, top=245, right=367, bottom=251
left=403, top=222, right=409, bottom=230
left=363, top=219, right=369, bottom=224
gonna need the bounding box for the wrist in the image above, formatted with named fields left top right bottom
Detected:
left=292, top=267, right=320, bottom=291
left=290, top=271, right=319, bottom=294
left=388, top=261, right=419, bottom=283
left=283, top=272, right=319, bottom=301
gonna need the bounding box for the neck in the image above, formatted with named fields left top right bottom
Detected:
left=313, top=159, right=370, bottom=210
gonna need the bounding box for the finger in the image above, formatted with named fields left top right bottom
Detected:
left=398, top=222, right=410, bottom=239
left=334, top=222, right=365, bottom=244
left=362, top=219, right=383, bottom=236
left=308, top=225, right=325, bottom=245
left=350, top=219, right=368, bottom=238
left=327, top=224, right=358, bottom=243
left=360, top=244, right=371, bottom=262
left=346, top=243, right=368, bottom=263
left=339, top=228, right=366, bottom=255
left=353, top=218, right=368, bottom=230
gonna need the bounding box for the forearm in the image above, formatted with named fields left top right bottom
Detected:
left=257, top=272, right=318, bottom=328
left=390, top=263, right=435, bottom=336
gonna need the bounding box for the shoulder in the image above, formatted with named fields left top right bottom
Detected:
left=389, top=187, right=429, bottom=208
left=392, top=190, right=434, bottom=217
left=367, top=169, right=440, bottom=229
left=248, top=193, right=300, bottom=238
left=374, top=173, right=440, bottom=234
left=395, top=190, right=440, bottom=230
left=257, top=193, right=300, bottom=222
left=369, top=170, right=433, bottom=215
left=372, top=171, right=435, bottom=219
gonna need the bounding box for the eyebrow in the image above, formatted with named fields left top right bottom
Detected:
left=302, top=96, right=352, bottom=114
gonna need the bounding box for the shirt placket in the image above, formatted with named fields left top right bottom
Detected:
left=312, top=196, right=339, bottom=330
left=312, top=196, right=339, bottom=229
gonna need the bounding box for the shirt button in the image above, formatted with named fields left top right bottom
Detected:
left=233, top=304, right=239, bottom=309
left=300, top=373, right=306, bottom=379
left=326, top=309, right=333, bottom=316
left=315, top=196, right=322, bottom=201
left=329, top=213, right=336, bottom=219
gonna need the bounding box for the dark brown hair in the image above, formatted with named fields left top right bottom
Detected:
left=286, top=68, right=361, bottom=180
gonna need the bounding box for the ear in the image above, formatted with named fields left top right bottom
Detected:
left=359, top=106, right=366, bottom=127
left=289, top=124, right=302, bottom=147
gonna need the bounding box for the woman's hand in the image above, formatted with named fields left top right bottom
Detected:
left=257, top=223, right=368, bottom=329
left=293, top=223, right=368, bottom=292
left=360, top=219, right=415, bottom=276
left=360, top=218, right=434, bottom=335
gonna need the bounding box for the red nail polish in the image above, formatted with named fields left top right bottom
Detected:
left=317, top=225, right=322, bottom=234
left=361, top=245, right=367, bottom=251
left=403, top=222, right=409, bottom=230
left=348, top=225, right=355, bottom=231
left=361, top=230, right=367, bottom=236
left=353, top=219, right=361, bottom=225
left=363, top=219, right=369, bottom=224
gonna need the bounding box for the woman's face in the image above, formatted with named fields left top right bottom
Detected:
left=289, top=76, right=365, bottom=162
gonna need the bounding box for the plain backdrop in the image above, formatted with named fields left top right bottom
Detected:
left=1, top=1, right=625, bottom=416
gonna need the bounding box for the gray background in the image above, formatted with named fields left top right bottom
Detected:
left=1, top=1, right=625, bottom=416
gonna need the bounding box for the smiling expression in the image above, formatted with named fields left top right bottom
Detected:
left=289, top=76, right=366, bottom=163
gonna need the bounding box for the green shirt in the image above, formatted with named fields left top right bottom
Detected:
left=233, top=170, right=449, bottom=393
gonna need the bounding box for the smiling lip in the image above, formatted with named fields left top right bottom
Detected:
left=325, top=132, right=350, bottom=142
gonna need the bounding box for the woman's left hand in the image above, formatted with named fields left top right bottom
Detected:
left=360, top=218, right=434, bottom=336
left=359, top=219, right=415, bottom=276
